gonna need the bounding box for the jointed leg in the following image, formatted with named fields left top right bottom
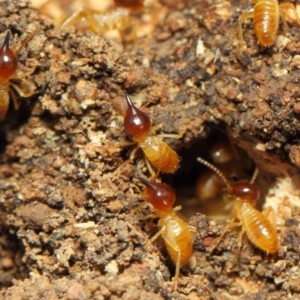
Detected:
left=163, top=235, right=181, bottom=290
left=10, top=83, right=36, bottom=110
left=237, top=10, right=254, bottom=48
left=209, top=220, right=241, bottom=252
left=174, top=249, right=181, bottom=290
left=144, top=157, right=158, bottom=178
left=262, top=206, right=276, bottom=228
left=173, top=205, right=182, bottom=212
left=156, top=133, right=183, bottom=139
left=12, top=58, right=38, bottom=79
left=14, top=28, right=39, bottom=54
left=145, top=226, right=166, bottom=248
left=279, top=3, right=300, bottom=33
left=229, top=228, right=246, bottom=267
left=149, top=123, right=183, bottom=139
left=61, top=8, right=100, bottom=33
left=250, top=167, right=259, bottom=184
left=188, top=225, right=197, bottom=242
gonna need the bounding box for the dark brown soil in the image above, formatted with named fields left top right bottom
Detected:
left=1, top=0, right=300, bottom=299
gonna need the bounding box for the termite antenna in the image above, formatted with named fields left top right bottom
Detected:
left=15, top=28, right=39, bottom=54
left=250, top=166, right=259, bottom=184
left=197, top=157, right=232, bottom=190
left=135, top=176, right=149, bottom=185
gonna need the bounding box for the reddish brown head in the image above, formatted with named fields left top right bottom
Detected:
left=123, top=92, right=151, bottom=137
left=0, top=31, right=18, bottom=79
left=231, top=181, right=260, bottom=202
left=137, top=177, right=175, bottom=213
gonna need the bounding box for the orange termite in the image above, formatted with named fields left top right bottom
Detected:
left=137, top=177, right=195, bottom=289
left=196, top=137, right=235, bottom=203
left=197, top=157, right=278, bottom=264
left=122, top=92, right=180, bottom=176
left=238, top=0, right=300, bottom=47
left=0, top=30, right=37, bottom=120
left=60, top=0, right=145, bottom=43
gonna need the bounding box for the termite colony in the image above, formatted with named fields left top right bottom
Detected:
left=193, top=136, right=254, bottom=219
left=0, top=30, right=38, bottom=120
left=115, top=92, right=279, bottom=289
left=117, top=93, right=191, bottom=288
left=9, top=0, right=294, bottom=293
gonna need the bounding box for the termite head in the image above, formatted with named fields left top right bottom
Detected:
left=210, top=137, right=234, bottom=164
left=0, top=31, right=18, bottom=79
left=137, top=177, right=175, bottom=213
left=123, top=92, right=151, bottom=137
left=231, top=181, right=260, bottom=203
left=197, top=156, right=260, bottom=203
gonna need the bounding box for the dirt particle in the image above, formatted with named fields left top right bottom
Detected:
left=16, top=202, right=57, bottom=229
left=288, top=145, right=300, bottom=167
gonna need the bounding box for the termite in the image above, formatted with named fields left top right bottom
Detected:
left=196, top=137, right=235, bottom=202
left=122, top=92, right=180, bottom=176
left=238, top=0, right=300, bottom=47
left=60, top=0, right=144, bottom=43
left=0, top=30, right=38, bottom=120
left=197, top=156, right=278, bottom=265
left=137, top=176, right=195, bottom=289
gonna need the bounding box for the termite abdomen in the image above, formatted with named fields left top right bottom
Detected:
left=253, top=0, right=279, bottom=47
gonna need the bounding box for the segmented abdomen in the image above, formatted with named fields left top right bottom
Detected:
left=253, top=0, right=279, bottom=46
left=140, top=136, right=179, bottom=173
left=242, top=204, right=278, bottom=254
left=159, top=214, right=193, bottom=265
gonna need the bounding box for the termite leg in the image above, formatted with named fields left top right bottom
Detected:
left=188, top=225, right=197, bottom=242
left=130, top=193, right=158, bottom=219
left=230, top=227, right=246, bottom=268
left=61, top=8, right=100, bottom=33
left=116, top=141, right=136, bottom=148
left=144, top=157, right=158, bottom=178
left=145, top=225, right=166, bottom=248
left=11, top=58, right=38, bottom=79
left=156, top=133, right=183, bottom=139
left=262, top=206, right=277, bottom=228
left=279, top=3, right=300, bottom=32
left=9, top=89, right=20, bottom=110
left=10, top=82, right=36, bottom=110
left=130, top=201, right=147, bottom=215
left=14, top=28, right=39, bottom=54
left=237, top=10, right=254, bottom=48
left=149, top=123, right=183, bottom=139
left=114, top=143, right=139, bottom=173
left=148, top=123, right=163, bottom=134
left=119, top=19, right=137, bottom=44
left=162, top=235, right=181, bottom=290
left=209, top=221, right=241, bottom=252
left=173, top=205, right=182, bottom=212
left=250, top=167, right=259, bottom=184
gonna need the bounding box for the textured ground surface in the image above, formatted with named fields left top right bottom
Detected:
left=1, top=0, right=300, bottom=299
